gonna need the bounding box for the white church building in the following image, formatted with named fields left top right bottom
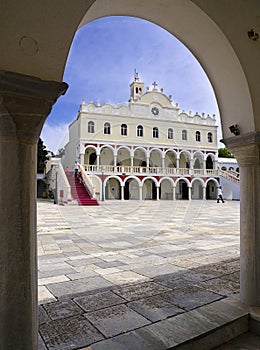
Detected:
left=62, top=73, right=227, bottom=201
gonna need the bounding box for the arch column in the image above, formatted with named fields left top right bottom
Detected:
left=188, top=186, right=192, bottom=200
left=156, top=186, right=160, bottom=200
left=96, top=151, right=100, bottom=166
left=172, top=186, right=176, bottom=200
left=0, top=71, right=67, bottom=350
left=223, top=132, right=260, bottom=306
left=114, top=154, right=117, bottom=167
left=121, top=185, right=124, bottom=200
left=176, top=157, right=180, bottom=169
left=202, top=185, right=206, bottom=200
left=161, top=155, right=165, bottom=169
left=139, top=185, right=142, bottom=200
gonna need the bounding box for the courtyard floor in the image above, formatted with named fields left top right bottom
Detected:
left=37, top=199, right=242, bottom=349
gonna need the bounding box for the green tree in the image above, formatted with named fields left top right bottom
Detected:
left=218, top=147, right=235, bottom=158
left=55, top=148, right=65, bottom=158
left=37, top=137, right=48, bottom=173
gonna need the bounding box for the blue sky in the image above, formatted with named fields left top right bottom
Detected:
left=41, top=16, right=220, bottom=153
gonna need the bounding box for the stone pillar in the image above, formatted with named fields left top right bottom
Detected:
left=156, top=186, right=160, bottom=200
left=223, top=132, right=260, bottom=306
left=121, top=185, right=124, bottom=200
left=176, top=157, right=180, bottom=169
left=172, top=186, right=176, bottom=200
left=203, top=186, right=206, bottom=200
left=96, top=152, right=100, bottom=166
left=114, top=154, right=117, bottom=167
left=162, top=155, right=165, bottom=169
left=139, top=186, right=142, bottom=200
left=188, top=186, right=192, bottom=200
left=0, top=71, right=67, bottom=350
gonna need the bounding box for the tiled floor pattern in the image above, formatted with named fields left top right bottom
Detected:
left=37, top=200, right=241, bottom=349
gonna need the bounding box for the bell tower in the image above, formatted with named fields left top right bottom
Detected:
left=129, top=69, right=144, bottom=101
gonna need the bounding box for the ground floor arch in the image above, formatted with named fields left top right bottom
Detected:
left=124, top=177, right=140, bottom=200
left=206, top=179, right=218, bottom=199
left=142, top=178, right=158, bottom=200
left=105, top=177, right=121, bottom=200
left=191, top=179, right=204, bottom=199
left=160, top=178, right=173, bottom=200
left=176, top=178, right=190, bottom=200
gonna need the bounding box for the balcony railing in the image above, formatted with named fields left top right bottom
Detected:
left=83, top=164, right=219, bottom=177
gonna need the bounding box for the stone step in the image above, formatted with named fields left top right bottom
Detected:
left=90, top=298, right=250, bottom=350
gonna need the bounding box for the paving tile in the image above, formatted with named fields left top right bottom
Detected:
left=84, top=304, right=151, bottom=337
left=38, top=286, right=56, bottom=304
left=103, top=271, right=150, bottom=286
left=46, top=276, right=113, bottom=298
left=43, top=299, right=82, bottom=320
left=38, top=333, right=48, bottom=350
left=163, top=285, right=223, bottom=311
left=74, top=290, right=126, bottom=312
left=128, top=294, right=184, bottom=322
left=132, top=264, right=185, bottom=278
left=112, top=282, right=172, bottom=301
left=39, top=315, right=104, bottom=350
left=38, top=305, right=50, bottom=325
left=198, top=277, right=240, bottom=296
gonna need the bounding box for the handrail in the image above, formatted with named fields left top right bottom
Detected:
left=219, top=169, right=240, bottom=183
left=78, top=164, right=96, bottom=197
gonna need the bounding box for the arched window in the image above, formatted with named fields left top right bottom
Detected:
left=104, top=122, right=111, bottom=135
left=153, top=127, right=159, bottom=138
left=182, top=130, right=187, bottom=141
left=168, top=128, right=173, bottom=139
left=208, top=132, right=213, bottom=143
left=121, top=124, right=127, bottom=136
left=221, top=166, right=227, bottom=171
left=195, top=131, right=201, bottom=142
left=88, top=121, right=95, bottom=133
left=137, top=125, right=143, bottom=137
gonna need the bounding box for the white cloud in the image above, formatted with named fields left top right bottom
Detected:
left=40, top=122, right=69, bottom=154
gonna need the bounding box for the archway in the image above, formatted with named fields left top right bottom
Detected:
left=100, top=146, right=114, bottom=165
left=160, top=178, right=173, bottom=200
left=176, top=178, right=189, bottom=200
left=105, top=177, right=121, bottom=199
left=142, top=178, right=157, bottom=200
left=85, top=146, right=97, bottom=165
left=117, top=147, right=131, bottom=166
left=1, top=2, right=260, bottom=348
left=206, top=179, right=218, bottom=200
left=124, top=177, right=140, bottom=200
left=191, top=179, right=204, bottom=199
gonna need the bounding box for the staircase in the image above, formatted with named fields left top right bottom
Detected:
left=66, top=172, right=99, bottom=206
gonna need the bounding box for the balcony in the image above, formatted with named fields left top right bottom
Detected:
left=84, top=164, right=219, bottom=177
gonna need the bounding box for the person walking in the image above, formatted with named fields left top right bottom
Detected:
left=74, top=161, right=79, bottom=177
left=217, top=186, right=225, bottom=203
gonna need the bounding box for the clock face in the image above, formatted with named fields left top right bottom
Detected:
left=151, top=107, right=159, bottom=115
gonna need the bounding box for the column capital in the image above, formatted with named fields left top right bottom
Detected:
left=0, top=70, right=68, bottom=143
left=221, top=132, right=260, bottom=167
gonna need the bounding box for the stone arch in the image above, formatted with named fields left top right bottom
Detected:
left=84, top=145, right=97, bottom=165
left=159, top=177, right=174, bottom=200
left=164, top=150, right=177, bottom=168
left=175, top=177, right=190, bottom=200
left=116, top=146, right=131, bottom=166
left=142, top=177, right=158, bottom=200
left=179, top=150, right=191, bottom=168
left=100, top=145, right=114, bottom=165
left=104, top=176, right=122, bottom=200
left=206, top=178, right=219, bottom=199
left=149, top=148, right=163, bottom=167
left=123, top=176, right=141, bottom=200
left=191, top=178, right=204, bottom=199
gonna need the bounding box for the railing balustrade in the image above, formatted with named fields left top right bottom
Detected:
left=84, top=164, right=219, bottom=177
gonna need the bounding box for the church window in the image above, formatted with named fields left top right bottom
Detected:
left=88, top=121, right=95, bottom=133
left=196, top=131, right=201, bottom=142
left=121, top=124, right=127, bottom=136
left=137, top=125, right=143, bottom=137
left=182, top=129, right=187, bottom=141
left=208, top=132, right=213, bottom=143
left=104, top=122, right=111, bottom=135
left=153, top=127, right=159, bottom=138
left=168, top=128, right=173, bottom=139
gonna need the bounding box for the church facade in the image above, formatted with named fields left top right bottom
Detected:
left=63, top=73, right=219, bottom=201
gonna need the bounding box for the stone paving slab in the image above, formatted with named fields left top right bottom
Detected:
left=128, top=294, right=184, bottom=322
left=112, top=281, right=172, bottom=301
left=43, top=299, right=82, bottom=320
left=46, top=276, right=114, bottom=298
left=84, top=304, right=151, bottom=337
left=39, top=315, right=104, bottom=350
left=74, top=291, right=126, bottom=312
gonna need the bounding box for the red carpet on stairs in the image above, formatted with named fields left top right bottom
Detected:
left=66, top=172, right=99, bottom=206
